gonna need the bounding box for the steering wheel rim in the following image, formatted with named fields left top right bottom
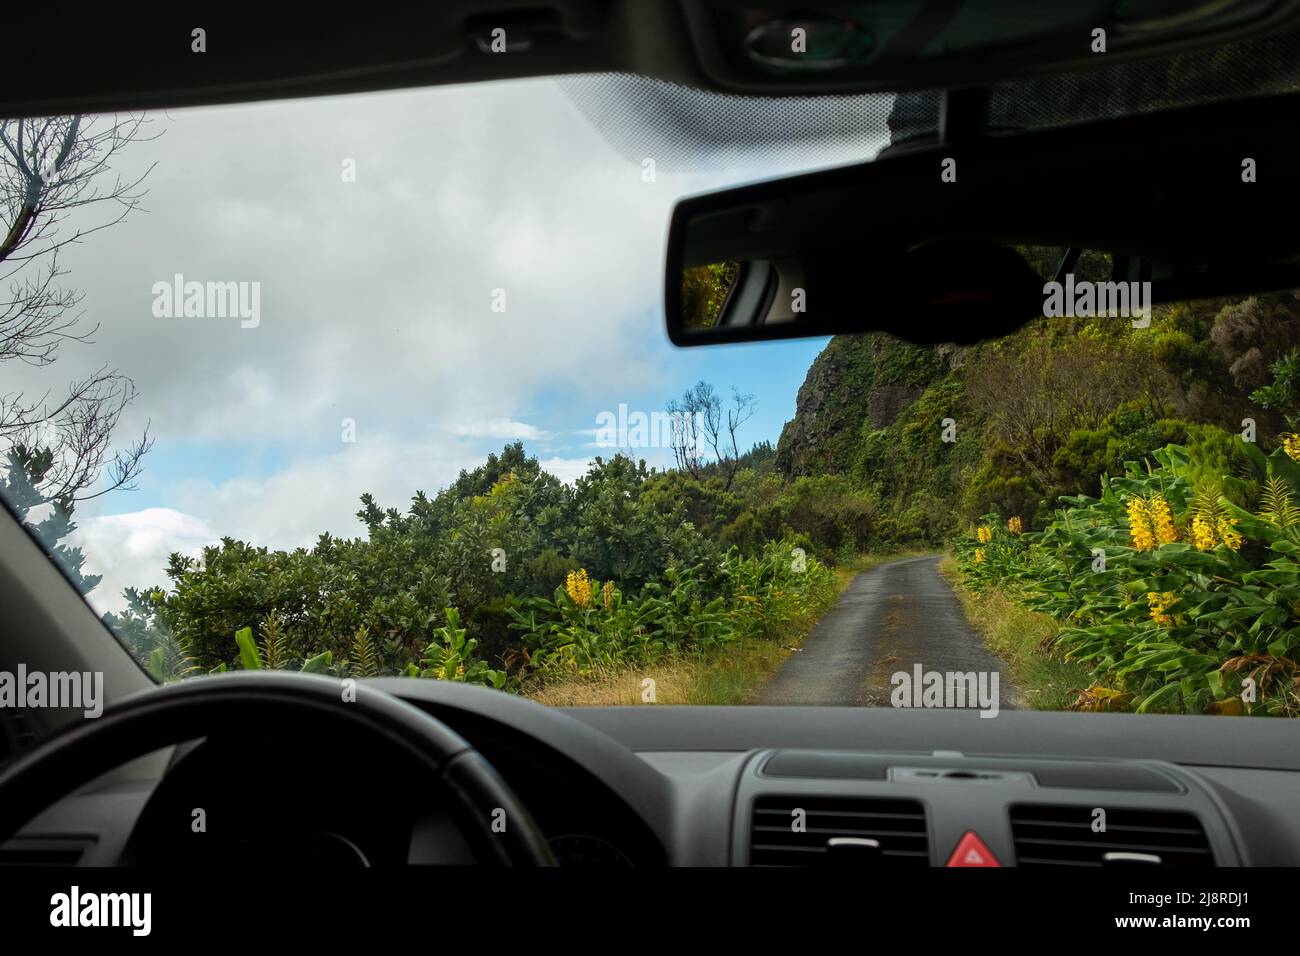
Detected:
left=0, top=671, right=555, bottom=866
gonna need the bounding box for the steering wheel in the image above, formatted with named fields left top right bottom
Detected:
left=0, top=672, right=555, bottom=865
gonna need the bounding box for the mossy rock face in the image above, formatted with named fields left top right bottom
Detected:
left=868, top=383, right=924, bottom=430
left=776, top=333, right=949, bottom=478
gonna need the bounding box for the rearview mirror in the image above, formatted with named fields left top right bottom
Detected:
left=664, top=92, right=1300, bottom=347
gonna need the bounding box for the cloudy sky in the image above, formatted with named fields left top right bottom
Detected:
left=3, top=76, right=890, bottom=612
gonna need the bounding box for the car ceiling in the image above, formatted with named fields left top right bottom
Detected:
left=5, top=2, right=1300, bottom=125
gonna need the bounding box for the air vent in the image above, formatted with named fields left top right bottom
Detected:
left=749, top=796, right=928, bottom=866
left=1010, top=805, right=1213, bottom=867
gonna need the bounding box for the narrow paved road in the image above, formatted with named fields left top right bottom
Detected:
left=756, top=555, right=1021, bottom=708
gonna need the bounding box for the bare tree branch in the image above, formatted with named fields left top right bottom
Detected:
left=0, top=112, right=158, bottom=510
left=667, top=381, right=757, bottom=491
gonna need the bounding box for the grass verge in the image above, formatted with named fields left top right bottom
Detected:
left=523, top=641, right=796, bottom=706
left=938, top=554, right=1091, bottom=711
left=524, top=550, right=930, bottom=707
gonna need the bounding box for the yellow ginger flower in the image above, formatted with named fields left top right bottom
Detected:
left=1126, top=496, right=1155, bottom=550
left=1191, top=512, right=1245, bottom=551
left=1148, top=494, right=1177, bottom=546
left=1126, top=494, right=1176, bottom=550
left=1217, top=517, right=1243, bottom=551
left=1147, top=591, right=1177, bottom=626
left=601, top=579, right=615, bottom=611
left=976, top=525, right=993, bottom=544
left=565, top=569, right=593, bottom=608
left=1191, top=513, right=1217, bottom=551
left=1284, top=434, right=1300, bottom=462
left=1007, top=516, right=1023, bottom=535
left=973, top=548, right=985, bottom=564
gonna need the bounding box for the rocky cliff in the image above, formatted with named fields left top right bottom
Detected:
left=775, top=333, right=954, bottom=478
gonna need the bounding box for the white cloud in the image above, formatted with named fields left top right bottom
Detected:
left=442, top=418, right=553, bottom=441
left=73, top=509, right=217, bottom=614
left=78, top=433, right=483, bottom=613
left=0, top=79, right=681, bottom=456
left=167, top=435, right=480, bottom=547
left=538, top=456, right=595, bottom=486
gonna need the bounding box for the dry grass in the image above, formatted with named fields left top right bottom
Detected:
left=522, top=641, right=795, bottom=706
left=523, top=661, right=696, bottom=707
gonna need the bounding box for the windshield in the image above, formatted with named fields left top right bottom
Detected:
left=3, top=74, right=1298, bottom=717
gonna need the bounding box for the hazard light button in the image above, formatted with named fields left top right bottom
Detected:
left=945, top=831, right=1001, bottom=867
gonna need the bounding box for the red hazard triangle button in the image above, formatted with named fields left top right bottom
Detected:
left=945, top=831, right=1001, bottom=867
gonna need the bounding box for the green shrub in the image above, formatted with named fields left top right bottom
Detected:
left=505, top=540, right=835, bottom=677
left=954, top=441, right=1300, bottom=716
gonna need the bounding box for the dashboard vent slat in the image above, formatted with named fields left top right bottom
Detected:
left=1009, top=805, right=1213, bottom=867
left=748, top=796, right=929, bottom=867
left=0, top=837, right=93, bottom=866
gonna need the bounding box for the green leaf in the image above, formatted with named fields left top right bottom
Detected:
left=299, top=650, right=332, bottom=673
left=234, top=626, right=263, bottom=670
left=1135, top=682, right=1182, bottom=713
left=145, top=647, right=167, bottom=682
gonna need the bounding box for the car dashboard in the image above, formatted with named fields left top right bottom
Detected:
left=4, top=678, right=1300, bottom=867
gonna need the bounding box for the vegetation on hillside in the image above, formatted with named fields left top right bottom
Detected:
left=953, top=434, right=1300, bottom=715
left=102, top=442, right=843, bottom=692
left=776, top=282, right=1299, bottom=551
left=932, top=290, right=1300, bottom=715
